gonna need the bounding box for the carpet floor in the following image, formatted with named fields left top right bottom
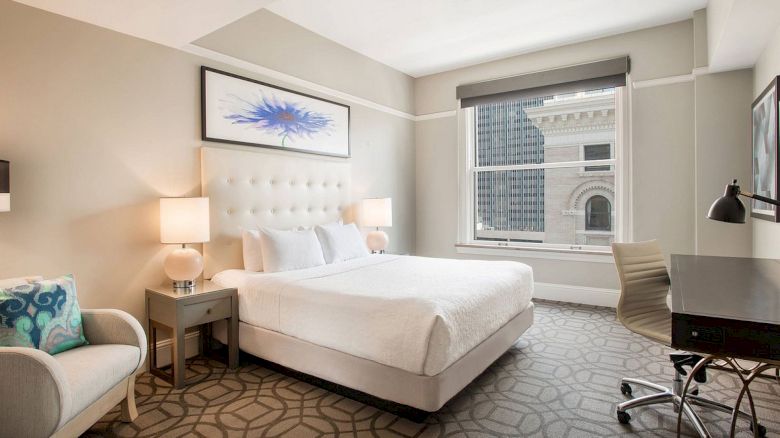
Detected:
left=85, top=300, right=780, bottom=437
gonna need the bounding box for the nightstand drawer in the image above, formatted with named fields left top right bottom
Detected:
left=182, top=297, right=231, bottom=326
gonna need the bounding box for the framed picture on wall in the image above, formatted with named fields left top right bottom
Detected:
left=751, top=76, right=780, bottom=222
left=201, top=66, right=350, bottom=158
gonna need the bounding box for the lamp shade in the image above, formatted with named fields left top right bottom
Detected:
left=707, top=180, right=746, bottom=224
left=160, top=197, right=210, bottom=244
left=0, top=160, right=9, bottom=213
left=361, top=198, right=392, bottom=227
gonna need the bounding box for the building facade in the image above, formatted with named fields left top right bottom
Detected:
left=475, top=89, right=616, bottom=246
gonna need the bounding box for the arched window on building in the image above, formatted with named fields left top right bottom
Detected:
left=586, top=195, right=611, bottom=231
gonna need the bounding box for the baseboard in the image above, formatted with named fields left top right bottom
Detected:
left=534, top=282, right=619, bottom=307
left=153, top=331, right=202, bottom=368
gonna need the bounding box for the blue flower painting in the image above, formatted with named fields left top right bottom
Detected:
left=203, top=67, right=350, bottom=157
left=223, top=95, right=332, bottom=146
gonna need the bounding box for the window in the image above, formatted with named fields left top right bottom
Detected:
left=461, top=87, right=624, bottom=251
left=586, top=195, right=611, bottom=230
left=583, top=144, right=611, bottom=172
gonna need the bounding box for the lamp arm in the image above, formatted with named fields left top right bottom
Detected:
left=739, top=190, right=780, bottom=206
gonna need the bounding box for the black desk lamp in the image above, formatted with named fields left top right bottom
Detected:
left=708, top=179, right=780, bottom=223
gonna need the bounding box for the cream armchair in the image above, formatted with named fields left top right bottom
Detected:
left=0, top=308, right=147, bottom=438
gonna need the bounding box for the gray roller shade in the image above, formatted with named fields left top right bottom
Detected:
left=457, top=56, right=629, bottom=108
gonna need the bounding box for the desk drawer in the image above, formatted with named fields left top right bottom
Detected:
left=182, top=297, right=231, bottom=327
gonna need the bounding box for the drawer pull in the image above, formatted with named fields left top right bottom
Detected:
left=206, top=308, right=212, bottom=314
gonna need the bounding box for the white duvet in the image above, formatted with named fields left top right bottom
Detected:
left=212, top=255, right=533, bottom=376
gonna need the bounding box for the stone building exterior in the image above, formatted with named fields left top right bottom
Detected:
left=525, top=89, right=616, bottom=246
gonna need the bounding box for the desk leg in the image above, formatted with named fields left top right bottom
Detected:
left=728, top=362, right=776, bottom=438
left=228, top=296, right=239, bottom=369
left=676, top=355, right=713, bottom=438
left=172, top=325, right=186, bottom=389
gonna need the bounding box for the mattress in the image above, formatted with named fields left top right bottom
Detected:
left=212, top=254, right=533, bottom=376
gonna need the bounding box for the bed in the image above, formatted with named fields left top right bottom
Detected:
left=202, top=146, right=534, bottom=413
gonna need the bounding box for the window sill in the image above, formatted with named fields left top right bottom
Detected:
left=455, top=243, right=615, bottom=263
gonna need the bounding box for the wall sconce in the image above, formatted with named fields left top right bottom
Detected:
left=0, top=160, right=9, bottom=212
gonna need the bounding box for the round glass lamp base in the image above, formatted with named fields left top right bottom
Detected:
left=366, top=230, right=389, bottom=253
left=164, top=247, right=203, bottom=289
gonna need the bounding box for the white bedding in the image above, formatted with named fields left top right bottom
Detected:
left=212, top=255, right=533, bottom=376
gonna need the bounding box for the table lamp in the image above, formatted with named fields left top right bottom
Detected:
left=708, top=179, right=780, bottom=223
left=361, top=197, right=392, bottom=253
left=160, top=197, right=210, bottom=290
left=0, top=160, right=9, bottom=212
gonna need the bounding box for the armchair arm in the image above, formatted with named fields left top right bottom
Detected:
left=0, top=347, right=72, bottom=437
left=81, top=309, right=147, bottom=373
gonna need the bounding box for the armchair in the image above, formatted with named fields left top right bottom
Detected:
left=0, top=308, right=146, bottom=438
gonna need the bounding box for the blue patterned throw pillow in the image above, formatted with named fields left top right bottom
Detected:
left=0, top=274, right=87, bottom=354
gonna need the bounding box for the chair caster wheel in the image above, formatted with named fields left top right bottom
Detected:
left=617, top=410, right=631, bottom=424
left=620, top=383, right=632, bottom=396
left=750, top=422, right=767, bottom=438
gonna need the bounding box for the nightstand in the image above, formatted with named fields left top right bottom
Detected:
left=145, top=281, right=238, bottom=388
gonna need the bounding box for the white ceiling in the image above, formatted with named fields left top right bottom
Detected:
left=267, top=0, right=708, bottom=77
left=12, top=0, right=275, bottom=48
left=16, top=0, right=780, bottom=79
left=707, top=0, right=780, bottom=72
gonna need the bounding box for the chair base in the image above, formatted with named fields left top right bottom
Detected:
left=616, top=373, right=766, bottom=437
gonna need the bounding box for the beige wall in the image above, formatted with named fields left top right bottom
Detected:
left=752, top=26, right=780, bottom=259
left=194, top=10, right=415, bottom=115
left=0, top=1, right=416, bottom=324
left=414, top=18, right=754, bottom=289
left=414, top=21, right=695, bottom=116
left=694, top=70, right=753, bottom=257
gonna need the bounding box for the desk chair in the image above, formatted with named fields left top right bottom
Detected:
left=611, top=241, right=765, bottom=437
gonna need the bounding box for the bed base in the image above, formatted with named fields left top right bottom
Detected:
left=240, top=354, right=431, bottom=421
left=213, top=302, right=534, bottom=416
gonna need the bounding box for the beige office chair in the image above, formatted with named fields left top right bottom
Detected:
left=612, top=241, right=764, bottom=437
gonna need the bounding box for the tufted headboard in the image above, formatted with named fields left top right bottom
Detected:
left=201, top=147, right=351, bottom=278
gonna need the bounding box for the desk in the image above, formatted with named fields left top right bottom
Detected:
left=670, top=254, right=780, bottom=437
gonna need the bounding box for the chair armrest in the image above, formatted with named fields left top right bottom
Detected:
left=0, top=347, right=71, bottom=437
left=81, top=309, right=147, bottom=372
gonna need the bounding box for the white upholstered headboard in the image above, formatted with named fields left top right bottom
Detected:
left=201, top=147, right=351, bottom=278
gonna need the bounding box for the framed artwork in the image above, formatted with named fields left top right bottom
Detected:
left=751, top=76, right=779, bottom=222
left=201, top=66, right=350, bottom=158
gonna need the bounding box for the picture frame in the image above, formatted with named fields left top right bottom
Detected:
left=201, top=66, right=350, bottom=158
left=751, top=76, right=780, bottom=222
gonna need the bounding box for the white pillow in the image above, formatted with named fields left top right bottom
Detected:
left=242, top=229, right=263, bottom=272
left=258, top=227, right=326, bottom=273
left=315, top=222, right=369, bottom=264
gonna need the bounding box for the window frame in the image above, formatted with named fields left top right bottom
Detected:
left=585, top=195, right=612, bottom=231
left=581, top=143, right=614, bottom=173
left=456, top=86, right=630, bottom=260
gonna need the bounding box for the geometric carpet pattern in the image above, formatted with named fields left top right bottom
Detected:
left=85, top=300, right=780, bottom=437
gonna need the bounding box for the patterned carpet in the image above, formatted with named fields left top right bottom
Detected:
left=85, top=301, right=780, bottom=437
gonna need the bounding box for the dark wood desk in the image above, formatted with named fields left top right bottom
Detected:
left=670, top=254, right=780, bottom=437
left=670, top=254, right=780, bottom=362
